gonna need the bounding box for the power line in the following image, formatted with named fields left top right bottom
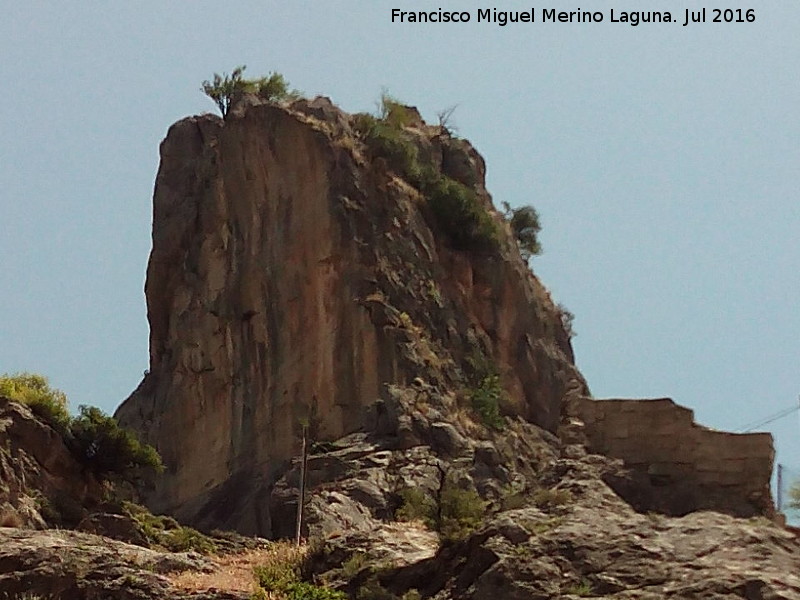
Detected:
left=736, top=398, right=800, bottom=432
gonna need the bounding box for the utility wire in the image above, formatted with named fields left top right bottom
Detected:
left=736, top=401, right=800, bottom=433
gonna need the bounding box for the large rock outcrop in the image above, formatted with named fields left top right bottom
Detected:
left=115, top=96, right=587, bottom=534
left=0, top=527, right=221, bottom=600
left=0, top=396, right=103, bottom=528
left=9, top=91, right=782, bottom=599
left=363, top=454, right=800, bottom=600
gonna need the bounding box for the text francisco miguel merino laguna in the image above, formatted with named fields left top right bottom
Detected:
left=390, top=8, right=756, bottom=26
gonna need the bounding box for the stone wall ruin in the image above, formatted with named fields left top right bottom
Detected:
left=570, top=397, right=774, bottom=517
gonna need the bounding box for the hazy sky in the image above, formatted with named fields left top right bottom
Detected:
left=2, top=2, right=798, bottom=503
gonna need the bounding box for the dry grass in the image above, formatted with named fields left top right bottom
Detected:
left=167, top=542, right=307, bottom=595
left=453, top=404, right=484, bottom=439
left=0, top=509, right=24, bottom=528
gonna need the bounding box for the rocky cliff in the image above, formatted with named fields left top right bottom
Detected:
left=0, top=90, right=790, bottom=598
left=115, top=95, right=587, bottom=533
left=109, top=93, right=794, bottom=599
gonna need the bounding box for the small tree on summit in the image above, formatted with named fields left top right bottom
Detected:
left=202, top=65, right=248, bottom=117
left=201, top=65, right=292, bottom=117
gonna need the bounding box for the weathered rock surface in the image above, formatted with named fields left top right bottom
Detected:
left=0, top=396, right=103, bottom=528
left=294, top=433, right=800, bottom=599
left=0, top=526, right=224, bottom=600
left=402, top=498, right=800, bottom=600
left=115, top=95, right=586, bottom=533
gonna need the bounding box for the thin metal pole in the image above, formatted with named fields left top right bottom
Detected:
left=294, top=424, right=308, bottom=546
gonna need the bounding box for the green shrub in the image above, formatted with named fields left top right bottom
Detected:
left=353, top=113, right=420, bottom=179
left=163, top=525, right=217, bottom=554
left=69, top=405, right=163, bottom=481
left=202, top=65, right=293, bottom=117
left=527, top=516, right=564, bottom=535
left=357, top=576, right=396, bottom=600
left=123, top=502, right=217, bottom=554
left=395, top=488, right=437, bottom=527
left=254, top=560, right=346, bottom=600
left=284, top=582, right=348, bottom=600
left=566, top=579, right=594, bottom=597
left=501, top=490, right=527, bottom=511
left=503, top=203, right=542, bottom=259
left=256, top=72, right=291, bottom=102
left=469, top=375, right=505, bottom=430
left=0, top=372, right=162, bottom=486
left=439, top=486, right=485, bottom=542
left=341, top=552, right=370, bottom=579
left=0, top=372, right=70, bottom=432
left=380, top=93, right=417, bottom=129
left=463, top=349, right=507, bottom=429
left=254, top=560, right=299, bottom=593
left=426, top=176, right=499, bottom=252
left=396, top=482, right=485, bottom=542
left=531, top=488, right=573, bottom=510
left=557, top=303, right=576, bottom=339
left=354, top=94, right=500, bottom=254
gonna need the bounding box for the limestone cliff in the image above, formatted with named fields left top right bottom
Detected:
left=116, top=96, right=587, bottom=533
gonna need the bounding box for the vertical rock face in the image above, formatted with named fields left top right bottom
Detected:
left=115, top=97, right=586, bottom=534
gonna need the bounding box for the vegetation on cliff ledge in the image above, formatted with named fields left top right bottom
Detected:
left=502, top=201, right=542, bottom=259
left=396, top=476, right=485, bottom=542
left=353, top=93, right=544, bottom=260
left=354, top=97, right=501, bottom=254
left=201, top=72, right=543, bottom=260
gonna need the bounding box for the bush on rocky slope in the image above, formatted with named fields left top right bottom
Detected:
left=122, top=502, right=216, bottom=554
left=395, top=479, right=485, bottom=543
left=70, top=405, right=163, bottom=481
left=0, top=372, right=70, bottom=433
left=252, top=542, right=347, bottom=600
left=0, top=372, right=162, bottom=485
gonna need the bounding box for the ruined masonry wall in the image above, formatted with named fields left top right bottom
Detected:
left=573, top=397, right=774, bottom=517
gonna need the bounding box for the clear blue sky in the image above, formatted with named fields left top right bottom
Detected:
left=2, top=1, right=799, bottom=500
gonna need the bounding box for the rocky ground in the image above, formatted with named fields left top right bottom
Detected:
left=390, top=470, right=800, bottom=599
left=297, top=437, right=800, bottom=600
left=3, top=394, right=800, bottom=599
left=0, top=527, right=222, bottom=599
